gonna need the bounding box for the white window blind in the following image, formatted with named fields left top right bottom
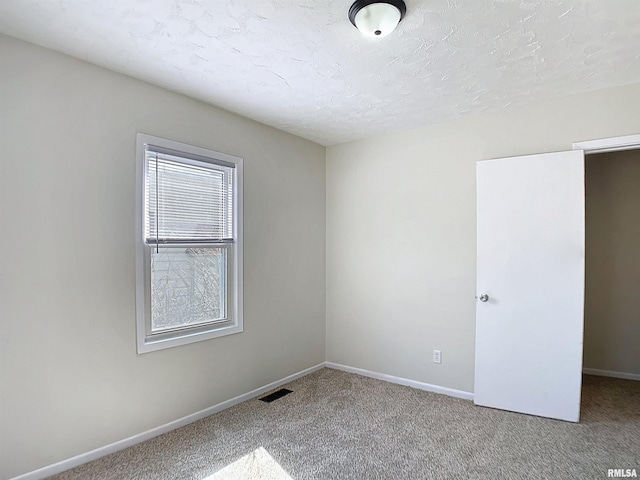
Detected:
left=145, top=145, right=235, bottom=245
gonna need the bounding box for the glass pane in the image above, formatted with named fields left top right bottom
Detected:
left=150, top=247, right=226, bottom=332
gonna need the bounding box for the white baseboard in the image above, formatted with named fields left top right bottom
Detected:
left=325, top=362, right=474, bottom=401
left=11, top=363, right=325, bottom=480
left=583, top=368, right=640, bottom=381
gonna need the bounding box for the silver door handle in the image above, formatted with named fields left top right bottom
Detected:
left=478, top=293, right=489, bottom=302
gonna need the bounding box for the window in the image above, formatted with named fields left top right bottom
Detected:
left=135, top=133, right=243, bottom=353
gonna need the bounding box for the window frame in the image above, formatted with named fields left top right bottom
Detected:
left=135, top=133, right=243, bottom=354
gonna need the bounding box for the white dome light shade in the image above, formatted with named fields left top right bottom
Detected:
left=349, top=0, right=407, bottom=38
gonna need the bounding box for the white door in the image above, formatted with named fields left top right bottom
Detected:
left=475, top=150, right=585, bottom=422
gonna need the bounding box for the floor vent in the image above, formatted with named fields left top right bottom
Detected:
left=259, top=388, right=293, bottom=403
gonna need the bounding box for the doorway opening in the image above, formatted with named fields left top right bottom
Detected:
left=584, top=149, right=640, bottom=380
left=576, top=136, right=640, bottom=422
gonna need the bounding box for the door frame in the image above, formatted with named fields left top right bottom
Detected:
left=573, top=134, right=640, bottom=154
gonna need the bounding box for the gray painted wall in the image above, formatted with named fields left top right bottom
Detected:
left=0, top=34, right=326, bottom=479
left=584, top=150, right=640, bottom=375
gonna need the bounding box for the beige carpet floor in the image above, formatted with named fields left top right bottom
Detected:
left=49, top=368, right=640, bottom=480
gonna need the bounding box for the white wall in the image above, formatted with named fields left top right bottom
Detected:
left=326, top=82, right=640, bottom=393
left=584, top=149, right=640, bottom=375
left=0, top=34, right=326, bottom=479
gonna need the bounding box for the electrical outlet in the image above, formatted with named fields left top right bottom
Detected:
left=433, top=349, right=442, bottom=364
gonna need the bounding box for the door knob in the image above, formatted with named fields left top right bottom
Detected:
left=478, top=293, right=489, bottom=302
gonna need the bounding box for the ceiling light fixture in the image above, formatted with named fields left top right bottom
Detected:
left=349, top=0, right=407, bottom=38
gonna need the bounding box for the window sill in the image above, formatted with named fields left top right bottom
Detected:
left=137, top=322, right=243, bottom=354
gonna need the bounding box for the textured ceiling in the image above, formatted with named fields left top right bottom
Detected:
left=1, top=1, right=639, bottom=145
